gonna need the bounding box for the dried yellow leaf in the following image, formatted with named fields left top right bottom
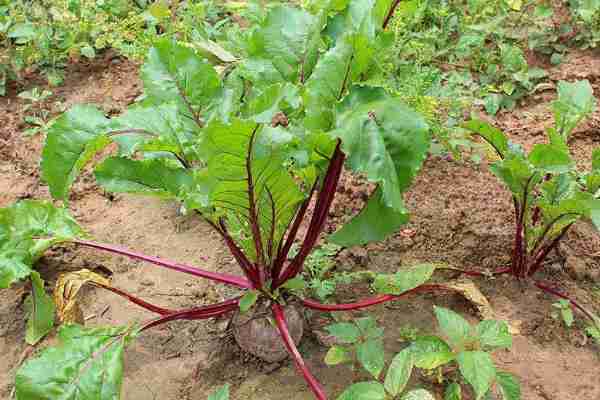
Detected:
left=54, top=269, right=110, bottom=324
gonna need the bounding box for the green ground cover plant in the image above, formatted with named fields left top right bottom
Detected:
left=326, top=308, right=519, bottom=400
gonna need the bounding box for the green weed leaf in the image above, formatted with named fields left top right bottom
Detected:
left=434, top=306, right=472, bottom=348
left=456, top=351, right=496, bottom=400
left=326, top=322, right=361, bottom=344
left=337, top=382, right=386, bottom=400
left=325, top=345, right=352, bottom=365
left=357, top=338, right=385, bottom=379
left=384, top=348, right=413, bottom=397
left=475, top=320, right=512, bottom=350
left=409, top=335, right=454, bottom=369
left=372, top=264, right=436, bottom=295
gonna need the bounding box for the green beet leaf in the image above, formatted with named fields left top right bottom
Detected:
left=409, top=335, right=455, bottom=369
left=372, top=264, right=436, bottom=296
left=496, top=372, right=521, bottom=400
left=384, top=348, right=414, bottom=397
left=0, top=200, right=84, bottom=288
left=475, top=320, right=512, bottom=350
left=334, top=86, right=430, bottom=209
left=41, top=105, right=113, bottom=202
left=329, top=188, right=408, bottom=246
left=25, top=272, right=55, bottom=345
left=434, top=306, right=473, bottom=349
left=94, top=157, right=192, bottom=198
left=16, top=324, right=138, bottom=400
left=456, top=351, right=497, bottom=400
left=189, top=118, right=306, bottom=261
left=528, top=144, right=573, bottom=174
left=141, top=39, right=221, bottom=116
left=337, top=381, right=386, bottom=400
left=246, top=5, right=323, bottom=84
left=463, top=119, right=509, bottom=158
left=357, top=338, right=385, bottom=379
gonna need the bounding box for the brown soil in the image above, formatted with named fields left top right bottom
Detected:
left=1, top=50, right=599, bottom=400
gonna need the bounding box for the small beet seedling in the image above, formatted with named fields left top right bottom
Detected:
left=325, top=307, right=520, bottom=400
left=465, top=80, right=600, bottom=333
left=0, top=2, right=469, bottom=399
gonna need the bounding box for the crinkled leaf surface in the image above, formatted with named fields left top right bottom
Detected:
left=16, top=324, right=138, bottom=400
left=25, top=272, right=55, bottom=345
left=246, top=5, right=323, bottom=83
left=456, top=351, right=497, bottom=400
left=325, top=345, right=352, bottom=365
left=141, top=38, right=221, bottom=115
left=0, top=201, right=84, bottom=288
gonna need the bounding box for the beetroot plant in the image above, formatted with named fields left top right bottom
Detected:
left=0, top=2, right=462, bottom=399
left=465, top=80, right=600, bottom=329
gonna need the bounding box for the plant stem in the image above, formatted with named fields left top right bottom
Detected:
left=217, top=219, right=262, bottom=288
left=274, top=143, right=345, bottom=288
left=301, top=284, right=446, bottom=311
left=73, top=239, right=252, bottom=288
left=141, top=298, right=239, bottom=331
left=92, top=283, right=175, bottom=315
left=382, top=0, right=403, bottom=30
left=271, top=303, right=327, bottom=400
left=527, top=223, right=573, bottom=277
left=534, top=280, right=596, bottom=322
left=272, top=181, right=317, bottom=282
left=246, top=124, right=266, bottom=277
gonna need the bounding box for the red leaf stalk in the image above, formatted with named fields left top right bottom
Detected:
left=73, top=239, right=252, bottom=289
left=272, top=303, right=327, bottom=399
